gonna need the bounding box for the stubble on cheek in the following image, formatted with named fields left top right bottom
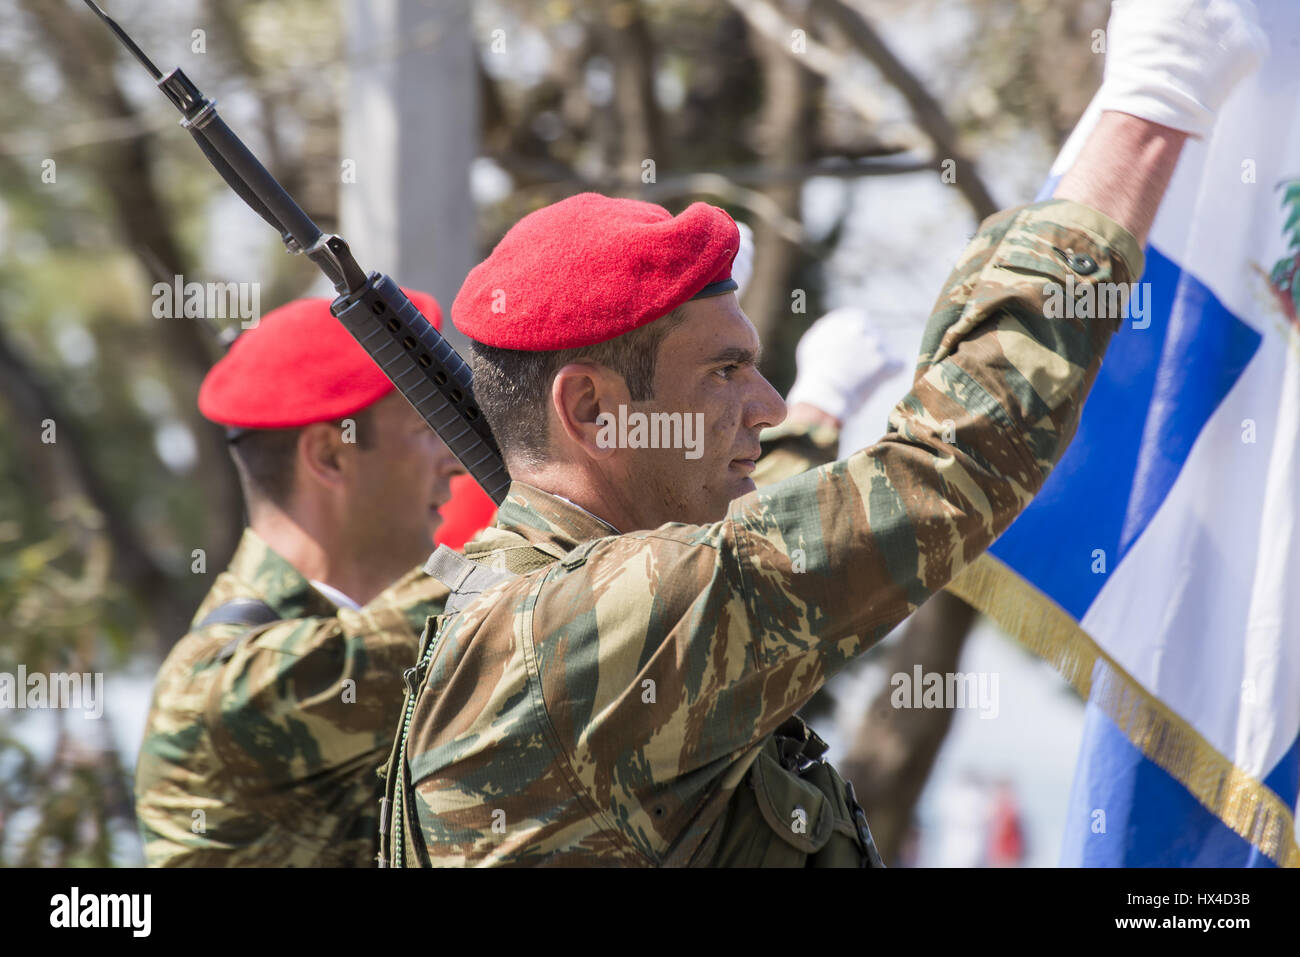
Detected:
left=649, top=448, right=696, bottom=524
left=700, top=411, right=748, bottom=516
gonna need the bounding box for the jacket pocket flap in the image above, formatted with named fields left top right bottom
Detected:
left=750, top=751, right=834, bottom=853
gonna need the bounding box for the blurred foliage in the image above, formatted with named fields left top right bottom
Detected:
left=0, top=0, right=1106, bottom=866
left=0, top=0, right=340, bottom=866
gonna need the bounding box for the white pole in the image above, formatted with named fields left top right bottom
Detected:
left=340, top=0, right=478, bottom=352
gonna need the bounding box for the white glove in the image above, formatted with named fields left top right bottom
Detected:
left=785, top=307, right=905, bottom=424
left=1097, top=0, right=1269, bottom=138
left=731, top=221, right=755, bottom=297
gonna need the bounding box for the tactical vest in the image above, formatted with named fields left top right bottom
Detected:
left=378, top=544, right=884, bottom=868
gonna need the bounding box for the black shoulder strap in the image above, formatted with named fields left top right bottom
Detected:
left=381, top=547, right=524, bottom=868
left=196, top=598, right=281, bottom=662
left=197, top=597, right=280, bottom=629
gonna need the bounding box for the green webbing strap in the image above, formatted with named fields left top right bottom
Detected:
left=386, top=545, right=548, bottom=867
left=497, top=545, right=565, bottom=575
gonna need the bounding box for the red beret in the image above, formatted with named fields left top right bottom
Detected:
left=434, top=474, right=498, bottom=550
left=452, top=193, right=739, bottom=350
left=198, top=288, right=442, bottom=428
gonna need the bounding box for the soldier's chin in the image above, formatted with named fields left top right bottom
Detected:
left=731, top=473, right=756, bottom=497
left=710, top=477, right=755, bottom=516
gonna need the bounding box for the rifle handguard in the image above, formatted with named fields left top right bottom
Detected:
left=332, top=275, right=510, bottom=504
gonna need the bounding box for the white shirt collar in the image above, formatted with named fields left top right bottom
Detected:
left=309, top=579, right=363, bottom=611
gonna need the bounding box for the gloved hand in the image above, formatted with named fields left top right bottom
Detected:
left=731, top=221, right=755, bottom=297
left=1097, top=0, right=1269, bottom=138
left=785, top=307, right=904, bottom=424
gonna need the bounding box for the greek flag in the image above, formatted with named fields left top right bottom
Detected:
left=950, top=0, right=1300, bottom=866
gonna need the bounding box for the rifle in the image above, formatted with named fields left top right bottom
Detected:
left=82, top=0, right=510, bottom=506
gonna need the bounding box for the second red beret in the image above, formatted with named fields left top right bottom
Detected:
left=198, top=288, right=442, bottom=429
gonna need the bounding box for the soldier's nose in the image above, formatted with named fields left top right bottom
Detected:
left=749, top=376, right=787, bottom=431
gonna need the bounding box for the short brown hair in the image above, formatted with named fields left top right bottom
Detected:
left=229, top=408, right=374, bottom=508
left=469, top=308, right=686, bottom=466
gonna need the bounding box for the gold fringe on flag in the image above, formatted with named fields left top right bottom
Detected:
left=946, top=553, right=1299, bottom=868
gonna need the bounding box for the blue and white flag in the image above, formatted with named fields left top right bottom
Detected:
left=949, top=0, right=1300, bottom=867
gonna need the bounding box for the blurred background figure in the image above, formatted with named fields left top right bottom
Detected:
left=435, top=475, right=499, bottom=550
left=936, top=770, right=990, bottom=867
left=193, top=290, right=463, bottom=608
left=987, top=778, right=1027, bottom=867
left=133, top=291, right=479, bottom=867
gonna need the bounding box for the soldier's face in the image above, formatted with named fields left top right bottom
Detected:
left=345, top=392, right=465, bottom=566
left=630, top=294, right=786, bottom=524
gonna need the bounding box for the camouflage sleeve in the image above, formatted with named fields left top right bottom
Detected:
left=720, top=197, right=1143, bottom=727
left=206, top=571, right=446, bottom=796
left=405, top=200, right=1143, bottom=864
left=159, top=570, right=447, bottom=867
left=206, top=619, right=400, bottom=789
left=751, top=419, right=841, bottom=487
left=371, top=562, right=453, bottom=637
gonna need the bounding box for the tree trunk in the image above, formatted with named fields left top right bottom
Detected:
left=743, top=3, right=817, bottom=345
left=839, top=590, right=979, bottom=864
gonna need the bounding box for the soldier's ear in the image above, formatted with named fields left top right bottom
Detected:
left=297, top=422, right=347, bottom=488
left=551, top=362, right=628, bottom=462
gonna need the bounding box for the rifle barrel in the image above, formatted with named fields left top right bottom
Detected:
left=82, top=0, right=163, bottom=80
left=82, top=0, right=512, bottom=505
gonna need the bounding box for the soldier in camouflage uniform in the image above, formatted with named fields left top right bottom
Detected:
left=381, top=0, right=1266, bottom=866
left=384, top=191, right=1148, bottom=867
left=135, top=291, right=479, bottom=866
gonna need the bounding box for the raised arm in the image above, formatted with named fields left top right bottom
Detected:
left=1053, top=111, right=1187, bottom=249
left=712, top=0, right=1267, bottom=735
left=1054, top=0, right=1266, bottom=244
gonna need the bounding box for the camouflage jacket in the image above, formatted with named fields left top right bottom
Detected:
left=135, top=529, right=448, bottom=866
left=401, top=200, right=1143, bottom=866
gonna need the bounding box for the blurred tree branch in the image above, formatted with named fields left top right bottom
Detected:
left=839, top=590, right=979, bottom=864
left=601, top=1, right=667, bottom=185
left=815, top=0, right=997, bottom=218
left=729, top=0, right=998, bottom=221
left=495, top=154, right=934, bottom=248
left=18, top=0, right=245, bottom=594
left=0, top=323, right=192, bottom=639
left=742, top=3, right=819, bottom=344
